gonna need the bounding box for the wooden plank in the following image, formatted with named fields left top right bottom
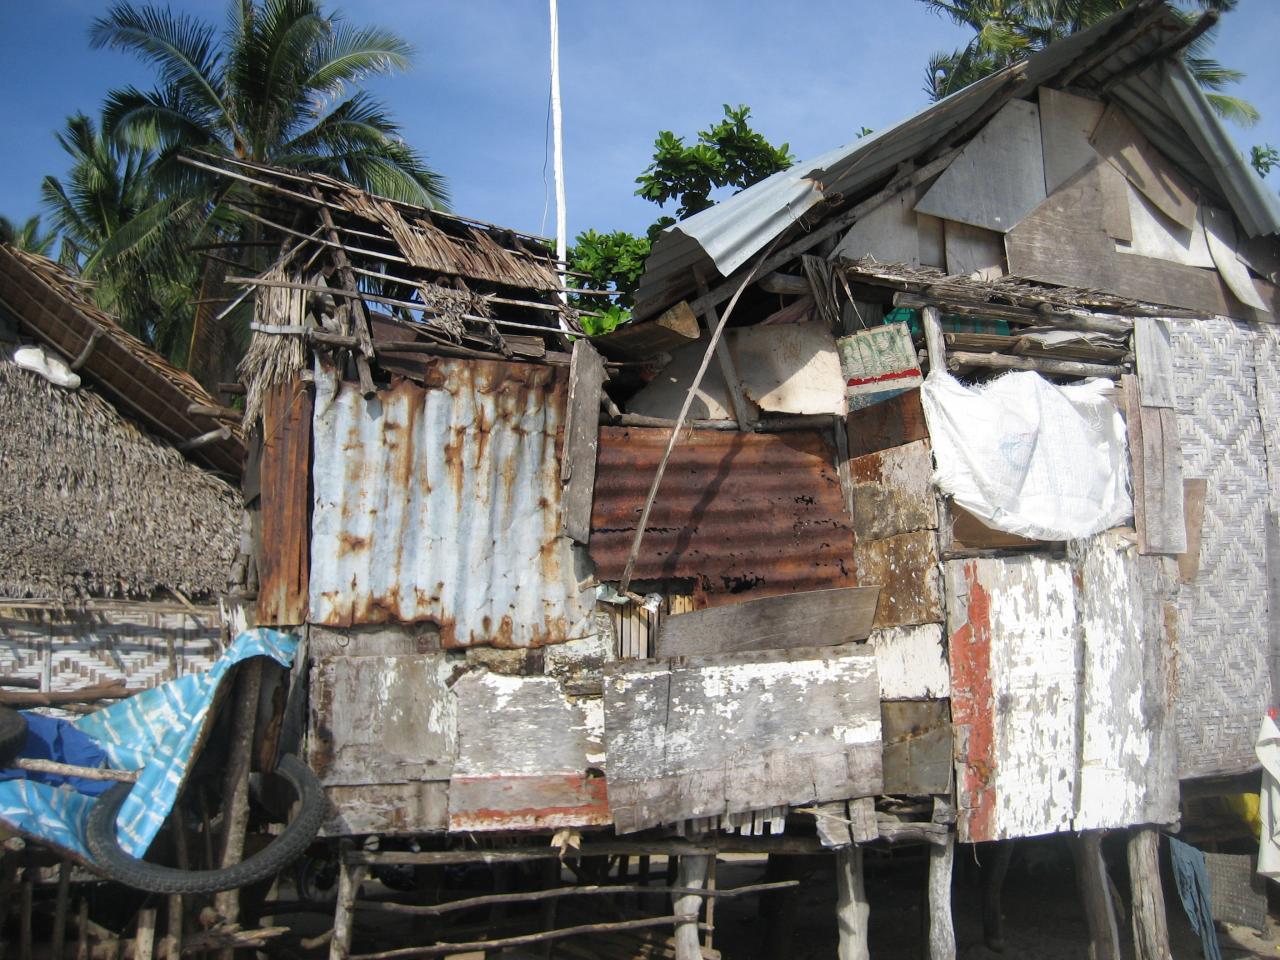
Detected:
left=943, top=221, right=1005, bottom=280
left=946, top=556, right=1080, bottom=842
left=1006, top=163, right=1239, bottom=320
left=256, top=380, right=312, bottom=626
left=852, top=529, right=943, bottom=629
left=845, top=388, right=928, bottom=457
left=603, top=647, right=882, bottom=834
left=1071, top=533, right=1179, bottom=830
left=848, top=439, right=938, bottom=541
left=1119, top=186, right=1213, bottom=268
left=561, top=338, right=605, bottom=544
left=835, top=846, right=870, bottom=960
left=1138, top=405, right=1187, bottom=555
left=1098, top=161, right=1133, bottom=243
left=918, top=214, right=946, bottom=269
left=945, top=501, right=1044, bottom=553
left=450, top=671, right=610, bottom=831
left=726, top=322, right=846, bottom=416
left=1071, top=832, right=1122, bottom=960
left=867, top=623, right=950, bottom=699
left=1090, top=105, right=1197, bottom=230
left=881, top=700, right=952, bottom=795
left=595, top=301, right=699, bottom=360
left=1178, top=477, right=1208, bottom=583
left=1123, top=375, right=1148, bottom=550
left=915, top=100, right=1047, bottom=233
left=654, top=586, right=880, bottom=658
left=1133, top=317, right=1176, bottom=408
left=833, top=184, right=920, bottom=265
left=1038, top=87, right=1106, bottom=194
left=320, top=782, right=448, bottom=836
left=308, top=655, right=456, bottom=788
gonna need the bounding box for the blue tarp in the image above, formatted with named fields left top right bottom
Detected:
left=0, top=628, right=296, bottom=860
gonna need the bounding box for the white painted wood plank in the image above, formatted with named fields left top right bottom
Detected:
left=1117, top=187, right=1213, bottom=268
left=726, top=322, right=847, bottom=415
left=1038, top=87, right=1106, bottom=193
left=946, top=557, right=1080, bottom=842
left=1134, top=317, right=1176, bottom=409
left=604, top=647, right=882, bottom=834
left=834, top=184, right=920, bottom=265
left=1070, top=533, right=1179, bottom=830
left=867, top=623, right=950, bottom=699
left=944, top=221, right=1005, bottom=279
left=915, top=100, right=1048, bottom=233
left=1203, top=206, right=1269, bottom=312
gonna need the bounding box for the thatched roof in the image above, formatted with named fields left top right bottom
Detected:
left=0, top=246, right=245, bottom=476
left=0, top=358, right=240, bottom=602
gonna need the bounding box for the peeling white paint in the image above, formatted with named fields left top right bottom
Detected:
left=867, top=623, right=949, bottom=698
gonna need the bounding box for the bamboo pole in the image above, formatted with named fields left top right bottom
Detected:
left=214, top=660, right=264, bottom=959
left=672, top=854, right=710, bottom=960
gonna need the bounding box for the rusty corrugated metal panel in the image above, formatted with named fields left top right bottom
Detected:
left=257, top=380, right=312, bottom=626
left=589, top=426, right=854, bottom=598
left=308, top=359, right=592, bottom=647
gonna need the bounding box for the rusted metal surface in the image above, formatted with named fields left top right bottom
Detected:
left=256, top=380, right=312, bottom=625
left=589, top=426, right=855, bottom=599
left=852, top=529, right=943, bottom=628
left=308, top=360, right=593, bottom=647
left=848, top=439, right=938, bottom=542
left=881, top=700, right=952, bottom=796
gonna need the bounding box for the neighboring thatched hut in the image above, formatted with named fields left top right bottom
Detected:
left=0, top=246, right=243, bottom=693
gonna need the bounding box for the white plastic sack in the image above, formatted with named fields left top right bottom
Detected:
left=920, top=370, right=1131, bottom=541
left=1256, top=713, right=1280, bottom=881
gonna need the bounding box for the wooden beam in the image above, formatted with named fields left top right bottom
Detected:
left=922, top=305, right=947, bottom=375
left=653, top=586, right=880, bottom=658
left=215, top=661, right=263, bottom=960
left=1127, top=827, right=1171, bottom=960
left=329, top=846, right=367, bottom=960
left=561, top=339, right=605, bottom=544
left=696, top=273, right=753, bottom=430
left=947, top=351, right=1124, bottom=379
left=835, top=846, right=870, bottom=960
left=1072, top=831, right=1122, bottom=960
left=928, top=832, right=957, bottom=959
left=759, top=272, right=812, bottom=296
left=673, top=854, right=710, bottom=960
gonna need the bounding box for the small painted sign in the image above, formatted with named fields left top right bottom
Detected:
left=837, top=322, right=923, bottom=411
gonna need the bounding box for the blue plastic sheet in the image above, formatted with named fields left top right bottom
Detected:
left=0, top=628, right=297, bottom=860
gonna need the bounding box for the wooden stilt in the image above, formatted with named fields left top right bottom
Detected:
left=134, top=909, right=157, bottom=960
left=75, top=900, right=89, bottom=960
left=0, top=850, right=17, bottom=960
left=329, top=848, right=367, bottom=960
left=214, top=658, right=264, bottom=960
left=166, top=806, right=188, bottom=960
left=540, top=859, right=559, bottom=960
left=928, top=833, right=956, bottom=960
left=672, top=853, right=710, bottom=960
left=1072, top=831, right=1121, bottom=960
left=762, top=854, right=797, bottom=958
left=983, top=841, right=1014, bottom=952
left=19, top=869, right=33, bottom=960
left=52, top=860, right=72, bottom=960
left=835, top=845, right=870, bottom=960
left=703, top=856, right=718, bottom=954
left=1127, top=827, right=1171, bottom=960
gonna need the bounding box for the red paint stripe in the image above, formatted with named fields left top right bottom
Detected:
left=846, top=368, right=922, bottom=387
left=948, top=562, right=997, bottom=842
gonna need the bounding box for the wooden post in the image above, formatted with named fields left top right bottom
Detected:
left=695, top=273, right=754, bottom=431
left=75, top=900, right=89, bottom=960
left=166, top=806, right=188, bottom=960
left=134, top=909, right=157, bottom=960
left=672, top=853, right=710, bottom=960
left=762, top=854, right=798, bottom=957
left=19, top=869, right=33, bottom=960
left=922, top=305, right=947, bottom=376
left=928, top=833, right=956, bottom=959
left=982, top=841, right=1014, bottom=953
left=214, top=659, right=264, bottom=959
left=1127, top=827, right=1171, bottom=960
left=703, top=855, right=718, bottom=954
left=835, top=845, right=870, bottom=960
left=1072, top=831, right=1121, bottom=960
left=329, top=848, right=367, bottom=960
left=52, top=861, right=71, bottom=960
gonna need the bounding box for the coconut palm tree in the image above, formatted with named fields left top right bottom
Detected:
left=0, top=216, right=56, bottom=256
left=41, top=113, right=204, bottom=360
left=921, top=0, right=1259, bottom=127
left=91, top=0, right=447, bottom=207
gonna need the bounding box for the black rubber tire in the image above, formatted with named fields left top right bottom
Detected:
left=85, top=753, right=325, bottom=894
left=0, top=707, right=28, bottom=768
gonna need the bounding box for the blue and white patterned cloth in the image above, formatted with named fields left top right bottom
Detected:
left=0, top=628, right=297, bottom=860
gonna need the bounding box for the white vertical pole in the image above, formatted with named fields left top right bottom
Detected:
left=549, top=0, right=569, bottom=311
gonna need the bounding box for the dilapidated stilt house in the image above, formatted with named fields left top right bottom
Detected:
left=0, top=246, right=243, bottom=699
left=183, top=1, right=1280, bottom=956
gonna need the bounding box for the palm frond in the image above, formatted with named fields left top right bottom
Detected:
left=303, top=23, right=413, bottom=93
left=1206, top=92, right=1260, bottom=127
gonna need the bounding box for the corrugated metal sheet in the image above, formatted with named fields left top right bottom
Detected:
left=308, top=360, right=593, bottom=647
left=589, top=426, right=854, bottom=598
left=634, top=3, right=1280, bottom=320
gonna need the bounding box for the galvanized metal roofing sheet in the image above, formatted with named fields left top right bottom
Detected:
left=635, top=2, right=1279, bottom=320
left=308, top=359, right=594, bottom=647
left=589, top=425, right=855, bottom=599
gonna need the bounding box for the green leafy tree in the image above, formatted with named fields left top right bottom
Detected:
left=1252, top=144, right=1279, bottom=179
left=0, top=215, right=56, bottom=256
left=920, top=1, right=1258, bottom=126
left=569, top=105, right=792, bottom=325
left=41, top=114, right=204, bottom=360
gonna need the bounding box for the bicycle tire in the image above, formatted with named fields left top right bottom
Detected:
left=85, top=753, right=326, bottom=894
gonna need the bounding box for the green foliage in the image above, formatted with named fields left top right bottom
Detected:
left=1252, top=144, right=1280, bottom=178
left=579, top=304, right=631, bottom=337
left=0, top=215, right=56, bottom=256
left=569, top=229, right=651, bottom=303
left=918, top=1, right=1257, bottom=127
left=635, top=104, right=793, bottom=224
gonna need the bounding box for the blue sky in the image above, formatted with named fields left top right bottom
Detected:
left=1, top=1, right=1277, bottom=242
